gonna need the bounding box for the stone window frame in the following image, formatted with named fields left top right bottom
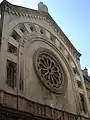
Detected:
left=30, top=24, right=36, bottom=32
left=39, top=26, right=46, bottom=35
left=6, top=60, right=17, bottom=89
left=19, top=23, right=28, bottom=34
left=8, top=42, right=17, bottom=55
left=11, top=30, right=21, bottom=42
left=79, top=93, right=87, bottom=113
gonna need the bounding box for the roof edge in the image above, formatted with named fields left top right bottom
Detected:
left=0, top=0, right=82, bottom=58
left=47, top=14, right=82, bottom=58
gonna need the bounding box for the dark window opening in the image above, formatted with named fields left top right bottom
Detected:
left=80, top=94, right=86, bottom=113
left=40, top=29, right=44, bottom=34
left=77, top=80, right=82, bottom=89
left=11, top=30, right=21, bottom=41
left=30, top=25, right=35, bottom=32
left=6, top=60, right=17, bottom=89
left=8, top=43, right=17, bottom=55
left=20, top=25, right=27, bottom=34
left=20, top=28, right=25, bottom=33
left=12, top=33, right=17, bottom=40
left=50, top=35, right=55, bottom=43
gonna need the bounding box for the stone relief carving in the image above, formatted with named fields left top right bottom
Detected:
left=20, top=36, right=29, bottom=47
left=33, top=48, right=67, bottom=94
left=9, top=22, right=79, bottom=94
left=10, top=22, right=66, bottom=55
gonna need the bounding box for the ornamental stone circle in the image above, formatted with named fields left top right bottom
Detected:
left=33, top=48, right=67, bottom=94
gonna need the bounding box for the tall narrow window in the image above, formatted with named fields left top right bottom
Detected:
left=6, top=60, right=17, bottom=89
left=80, top=94, right=86, bottom=113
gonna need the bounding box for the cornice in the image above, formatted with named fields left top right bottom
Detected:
left=0, top=0, right=81, bottom=59
left=46, top=15, right=81, bottom=59
left=0, top=90, right=89, bottom=119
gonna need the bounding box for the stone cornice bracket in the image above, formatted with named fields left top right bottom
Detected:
left=5, top=6, right=47, bottom=21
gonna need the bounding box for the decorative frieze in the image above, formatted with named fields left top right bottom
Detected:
left=0, top=91, right=89, bottom=120
left=3, top=0, right=81, bottom=59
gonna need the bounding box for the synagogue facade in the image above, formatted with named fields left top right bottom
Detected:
left=0, top=0, right=90, bottom=120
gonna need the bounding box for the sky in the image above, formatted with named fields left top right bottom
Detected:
left=0, top=0, right=90, bottom=75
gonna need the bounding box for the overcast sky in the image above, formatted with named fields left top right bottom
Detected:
left=0, top=0, right=90, bottom=75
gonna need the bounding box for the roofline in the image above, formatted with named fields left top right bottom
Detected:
left=0, top=0, right=82, bottom=58
left=47, top=14, right=82, bottom=57
left=0, top=0, right=35, bottom=12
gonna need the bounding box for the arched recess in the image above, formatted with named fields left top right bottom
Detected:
left=8, top=22, right=88, bottom=114
left=17, top=32, right=79, bottom=113
left=8, top=21, right=82, bottom=79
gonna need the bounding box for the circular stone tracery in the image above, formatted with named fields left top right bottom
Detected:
left=33, top=48, right=67, bottom=94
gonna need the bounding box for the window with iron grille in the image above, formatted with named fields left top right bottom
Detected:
left=6, top=60, right=17, bottom=89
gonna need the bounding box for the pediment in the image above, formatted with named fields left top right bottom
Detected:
left=0, top=0, right=81, bottom=59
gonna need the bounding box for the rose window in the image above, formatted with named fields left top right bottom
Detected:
left=33, top=48, right=67, bottom=94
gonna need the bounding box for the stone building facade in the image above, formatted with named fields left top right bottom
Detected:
left=0, top=0, right=90, bottom=120
left=83, top=68, right=90, bottom=108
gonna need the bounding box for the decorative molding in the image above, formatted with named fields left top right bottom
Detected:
left=20, top=36, right=29, bottom=47
left=9, top=22, right=82, bottom=89
left=9, top=22, right=80, bottom=84
left=46, top=17, right=81, bottom=59
left=0, top=91, right=89, bottom=120
left=10, top=23, right=65, bottom=55
left=2, top=1, right=81, bottom=59
left=33, top=48, right=67, bottom=94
